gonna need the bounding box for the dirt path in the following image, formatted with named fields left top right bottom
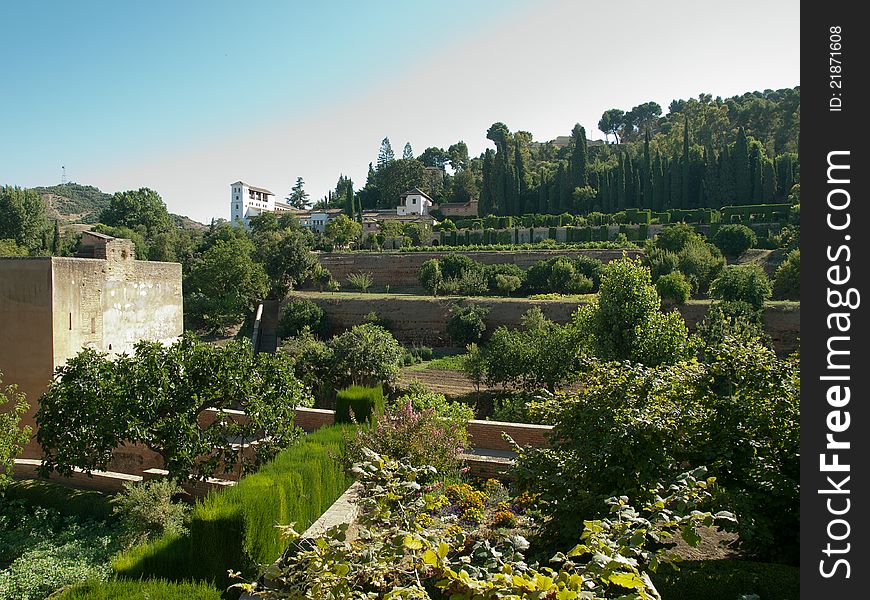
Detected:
left=398, top=367, right=490, bottom=398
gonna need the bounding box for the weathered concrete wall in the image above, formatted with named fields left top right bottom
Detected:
left=290, top=292, right=800, bottom=355
left=314, top=249, right=642, bottom=292
left=0, top=258, right=56, bottom=456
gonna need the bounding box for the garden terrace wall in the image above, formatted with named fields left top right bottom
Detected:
left=312, top=249, right=641, bottom=293
left=288, top=292, right=800, bottom=355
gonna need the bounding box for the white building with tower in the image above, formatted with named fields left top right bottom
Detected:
left=230, top=181, right=295, bottom=227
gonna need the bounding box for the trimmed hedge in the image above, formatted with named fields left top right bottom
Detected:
left=651, top=560, right=799, bottom=600
left=113, top=425, right=355, bottom=590
left=54, top=579, right=222, bottom=600
left=335, top=385, right=385, bottom=424
left=4, top=479, right=114, bottom=521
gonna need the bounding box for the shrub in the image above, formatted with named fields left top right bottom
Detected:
left=566, top=273, right=594, bottom=294
left=483, top=263, right=525, bottom=292
left=493, top=273, right=521, bottom=295
left=456, top=268, right=489, bottom=296
left=773, top=249, right=800, bottom=300
left=419, top=258, right=443, bottom=295
left=1, top=372, right=30, bottom=491
left=643, top=244, right=679, bottom=280
left=277, top=298, right=329, bottom=339
left=439, top=253, right=481, bottom=280
left=523, top=260, right=552, bottom=293
left=515, top=342, right=799, bottom=563
left=696, top=301, right=768, bottom=350
left=710, top=265, right=772, bottom=309
left=37, top=335, right=311, bottom=482
left=547, top=258, right=576, bottom=292
left=3, top=480, right=113, bottom=521
left=346, top=271, right=374, bottom=292
left=54, top=579, right=222, bottom=600
left=713, top=223, right=757, bottom=257
left=335, top=385, right=385, bottom=424
left=113, top=425, right=354, bottom=590
left=572, top=255, right=603, bottom=289
left=446, top=304, right=489, bottom=346
left=344, top=402, right=469, bottom=479
left=112, top=480, right=190, bottom=548
left=655, top=223, right=697, bottom=252
left=484, top=308, right=585, bottom=392
left=327, top=324, right=403, bottom=388
left=656, top=271, right=691, bottom=304
left=396, top=382, right=474, bottom=424
left=677, top=238, right=725, bottom=293
left=588, top=255, right=693, bottom=366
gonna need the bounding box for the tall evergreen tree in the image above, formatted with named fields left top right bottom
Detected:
left=762, top=157, right=777, bottom=201
left=750, top=141, right=764, bottom=202
left=403, top=142, right=414, bottom=160
left=343, top=179, right=355, bottom=217
left=570, top=124, right=588, bottom=189
left=616, top=154, right=627, bottom=210
left=480, top=149, right=495, bottom=217
left=642, top=130, right=652, bottom=208
left=377, top=137, right=395, bottom=169
left=681, top=116, right=690, bottom=209
left=733, top=127, right=751, bottom=204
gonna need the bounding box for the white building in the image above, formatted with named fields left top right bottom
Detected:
left=397, top=187, right=433, bottom=216
left=230, top=181, right=295, bottom=227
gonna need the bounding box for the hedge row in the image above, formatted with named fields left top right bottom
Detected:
left=55, top=579, right=222, bottom=600
left=335, top=385, right=384, bottom=424
left=113, top=425, right=355, bottom=591
left=721, top=204, right=791, bottom=223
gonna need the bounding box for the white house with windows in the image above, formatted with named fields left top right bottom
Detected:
left=397, top=187, right=433, bottom=216
left=230, top=181, right=295, bottom=227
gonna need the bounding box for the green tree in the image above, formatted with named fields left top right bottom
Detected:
left=0, top=186, right=49, bottom=252
left=773, top=248, right=800, bottom=300
left=287, top=177, right=309, bottom=209
left=36, top=336, right=312, bottom=482
left=446, top=304, right=489, bottom=346
left=277, top=298, right=329, bottom=339
left=327, top=324, right=403, bottom=388
left=324, top=214, right=362, bottom=249
left=184, top=236, right=270, bottom=332
left=447, top=142, right=469, bottom=171
left=598, top=109, right=625, bottom=143
left=713, top=223, right=757, bottom=257
left=419, top=258, right=443, bottom=296
left=710, top=264, right=772, bottom=309
left=99, top=188, right=172, bottom=239
left=0, top=238, right=28, bottom=256
left=377, top=137, right=395, bottom=169
left=733, top=128, right=751, bottom=202
left=255, top=229, right=317, bottom=298
left=402, top=142, right=414, bottom=160
left=1, top=372, right=31, bottom=491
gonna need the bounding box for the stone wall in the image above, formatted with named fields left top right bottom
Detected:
left=314, top=249, right=641, bottom=293
left=290, top=292, right=800, bottom=355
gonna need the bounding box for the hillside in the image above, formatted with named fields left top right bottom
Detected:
left=34, top=182, right=112, bottom=224
left=32, top=182, right=206, bottom=230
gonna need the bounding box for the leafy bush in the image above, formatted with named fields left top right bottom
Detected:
left=710, top=264, right=772, bottom=309
left=676, top=238, right=725, bottom=293
left=584, top=255, right=693, bottom=366
left=484, top=308, right=585, bottom=392
left=489, top=273, right=519, bottom=295
left=713, top=223, right=757, bottom=257
left=419, top=258, right=443, bottom=295
left=455, top=268, right=489, bottom=295
left=439, top=253, right=481, bottom=280
left=37, top=335, right=311, bottom=482
left=696, top=301, right=768, bottom=350
left=547, top=257, right=576, bottom=292
left=572, top=255, right=603, bottom=289
left=335, top=385, right=385, bottom=424
left=346, top=271, right=374, bottom=292
left=113, top=425, right=354, bottom=590
left=515, top=340, right=799, bottom=563
left=327, top=324, right=403, bottom=388
left=566, top=272, right=594, bottom=294
left=773, top=248, right=799, bottom=299
left=644, top=245, right=680, bottom=280
left=344, top=403, right=469, bottom=479
left=0, top=372, right=30, bottom=491
left=240, top=451, right=732, bottom=600
left=277, top=298, right=329, bottom=339
left=651, top=559, right=799, bottom=600
left=54, top=579, right=222, bottom=600
left=656, top=271, right=691, bottom=304
left=655, top=223, right=697, bottom=252
left=396, top=382, right=474, bottom=424
left=446, top=304, right=489, bottom=346
left=112, top=480, right=190, bottom=548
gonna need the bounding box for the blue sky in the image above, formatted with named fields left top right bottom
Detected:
left=1, top=0, right=800, bottom=223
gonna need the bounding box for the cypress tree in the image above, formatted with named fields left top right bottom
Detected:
left=480, top=149, right=495, bottom=217
left=775, top=154, right=794, bottom=201
left=733, top=128, right=751, bottom=203
left=681, top=116, right=690, bottom=208
left=538, top=167, right=547, bottom=213
left=661, top=156, right=672, bottom=210
left=51, top=220, right=60, bottom=255
left=642, top=130, right=652, bottom=208
left=616, top=154, right=627, bottom=210
left=652, top=153, right=664, bottom=212
left=344, top=181, right=355, bottom=218
left=570, top=124, right=588, bottom=189
left=750, top=142, right=764, bottom=202
left=670, top=155, right=683, bottom=209
left=762, top=157, right=777, bottom=202
left=718, top=146, right=735, bottom=205
left=625, top=157, right=636, bottom=208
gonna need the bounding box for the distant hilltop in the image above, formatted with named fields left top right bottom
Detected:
left=30, top=182, right=206, bottom=230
